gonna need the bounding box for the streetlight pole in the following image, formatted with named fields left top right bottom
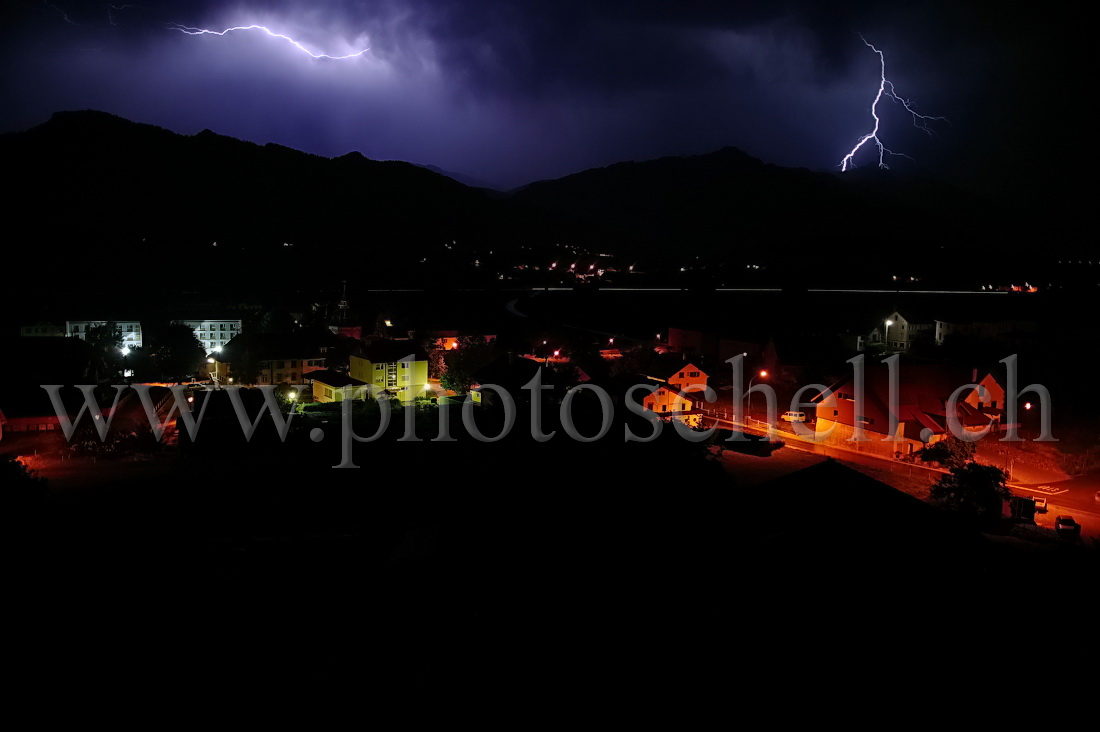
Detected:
left=748, top=369, right=767, bottom=424
left=207, top=357, right=219, bottom=389
left=884, top=319, right=893, bottom=353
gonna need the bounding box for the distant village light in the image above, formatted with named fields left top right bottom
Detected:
left=1024, top=402, right=1032, bottom=410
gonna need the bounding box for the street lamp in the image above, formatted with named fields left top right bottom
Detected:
left=748, top=369, right=767, bottom=422
left=884, top=319, right=893, bottom=352
left=207, top=357, right=219, bottom=388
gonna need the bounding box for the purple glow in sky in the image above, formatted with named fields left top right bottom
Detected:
left=0, top=1, right=1083, bottom=196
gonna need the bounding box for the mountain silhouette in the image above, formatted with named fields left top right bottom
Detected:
left=2, top=110, right=1000, bottom=295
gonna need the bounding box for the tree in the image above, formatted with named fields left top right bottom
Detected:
left=259, top=309, right=296, bottom=335
left=232, top=340, right=262, bottom=385
left=918, top=436, right=977, bottom=469
left=148, top=323, right=207, bottom=382
left=440, top=338, right=497, bottom=394
left=0, top=455, right=47, bottom=513
left=420, top=332, right=447, bottom=379
left=84, top=321, right=123, bottom=381
left=930, top=463, right=1012, bottom=517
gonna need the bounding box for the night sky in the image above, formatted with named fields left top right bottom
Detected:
left=0, top=1, right=1083, bottom=198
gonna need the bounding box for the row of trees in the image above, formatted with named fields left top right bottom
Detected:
left=81, top=321, right=207, bottom=383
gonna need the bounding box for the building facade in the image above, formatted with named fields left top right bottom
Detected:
left=20, top=322, right=65, bottom=338
left=66, top=320, right=143, bottom=349
left=180, top=319, right=243, bottom=354
left=349, top=341, right=429, bottom=403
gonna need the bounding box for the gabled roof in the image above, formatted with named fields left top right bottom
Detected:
left=648, top=354, right=707, bottom=382
left=817, top=364, right=999, bottom=438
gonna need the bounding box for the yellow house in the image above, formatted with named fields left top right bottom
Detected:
left=309, top=370, right=367, bottom=403
left=349, top=340, right=430, bottom=403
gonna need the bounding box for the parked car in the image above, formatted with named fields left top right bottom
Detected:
left=781, top=411, right=807, bottom=423
left=1054, top=515, right=1080, bottom=537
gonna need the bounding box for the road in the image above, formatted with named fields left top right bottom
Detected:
left=1014, top=475, right=1100, bottom=539
left=701, top=405, right=1100, bottom=542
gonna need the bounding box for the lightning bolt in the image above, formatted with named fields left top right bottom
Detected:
left=44, top=1, right=78, bottom=25
left=166, top=23, right=371, bottom=60
left=840, top=36, right=947, bottom=171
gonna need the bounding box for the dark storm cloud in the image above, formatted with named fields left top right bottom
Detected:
left=0, top=1, right=1079, bottom=194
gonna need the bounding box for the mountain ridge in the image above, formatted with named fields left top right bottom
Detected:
left=2, top=109, right=1005, bottom=294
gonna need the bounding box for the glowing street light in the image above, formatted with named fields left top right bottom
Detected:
left=884, top=319, right=894, bottom=352
left=207, top=357, right=220, bottom=389
left=748, top=369, right=768, bottom=422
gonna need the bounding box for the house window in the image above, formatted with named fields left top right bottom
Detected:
left=833, top=409, right=839, bottom=416
left=662, top=404, right=668, bottom=412
left=689, top=371, right=700, bottom=377
left=679, top=372, right=685, bottom=378
left=400, top=362, right=409, bottom=369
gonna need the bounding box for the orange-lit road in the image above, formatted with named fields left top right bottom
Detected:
left=702, top=408, right=1100, bottom=545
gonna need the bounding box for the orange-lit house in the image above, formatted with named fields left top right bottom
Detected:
left=813, top=366, right=1003, bottom=458
left=643, top=362, right=710, bottom=428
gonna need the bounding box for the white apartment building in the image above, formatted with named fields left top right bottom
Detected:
left=66, top=320, right=143, bottom=350
left=180, top=319, right=243, bottom=354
